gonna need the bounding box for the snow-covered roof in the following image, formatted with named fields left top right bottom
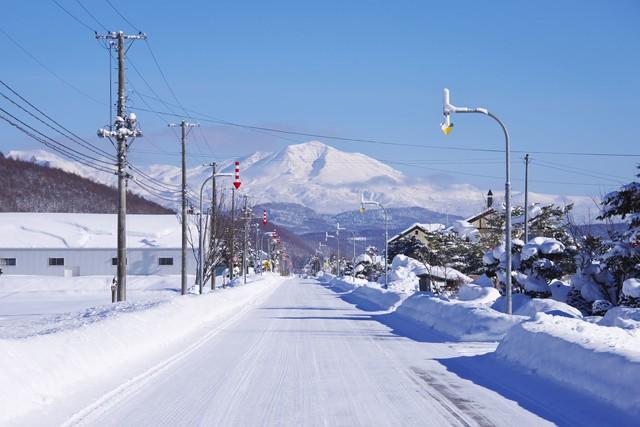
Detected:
left=388, top=222, right=445, bottom=242
left=464, top=208, right=494, bottom=224
left=0, top=213, right=184, bottom=249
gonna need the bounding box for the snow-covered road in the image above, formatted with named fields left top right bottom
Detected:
left=58, top=278, right=629, bottom=427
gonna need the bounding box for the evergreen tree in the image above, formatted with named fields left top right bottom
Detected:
left=595, top=168, right=640, bottom=306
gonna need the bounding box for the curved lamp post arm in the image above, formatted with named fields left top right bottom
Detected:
left=441, top=87, right=512, bottom=314
left=360, top=197, right=389, bottom=288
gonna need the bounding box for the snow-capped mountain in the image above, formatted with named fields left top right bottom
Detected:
left=7, top=141, right=596, bottom=219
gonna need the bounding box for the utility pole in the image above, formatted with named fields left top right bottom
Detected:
left=242, top=195, right=249, bottom=284
left=169, top=121, right=199, bottom=295
left=229, top=188, right=235, bottom=281
left=254, top=223, right=260, bottom=275
left=96, top=31, right=146, bottom=302
left=524, top=153, right=530, bottom=244
left=210, top=162, right=217, bottom=290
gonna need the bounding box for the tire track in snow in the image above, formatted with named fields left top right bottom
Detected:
left=60, top=288, right=273, bottom=427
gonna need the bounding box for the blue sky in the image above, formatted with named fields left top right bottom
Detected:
left=1, top=0, right=639, bottom=202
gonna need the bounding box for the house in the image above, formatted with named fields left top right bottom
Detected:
left=463, top=190, right=497, bottom=239
left=0, top=213, right=196, bottom=276
left=387, top=223, right=445, bottom=246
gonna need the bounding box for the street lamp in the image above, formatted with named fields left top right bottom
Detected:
left=325, top=231, right=339, bottom=276
left=441, top=87, right=513, bottom=314
left=198, top=172, right=232, bottom=294
left=261, top=231, right=275, bottom=271
left=347, top=230, right=357, bottom=282
left=317, top=241, right=327, bottom=273
left=360, top=194, right=389, bottom=288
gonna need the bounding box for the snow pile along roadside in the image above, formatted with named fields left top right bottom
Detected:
left=496, top=313, right=640, bottom=415
left=321, top=275, right=403, bottom=311
left=395, top=293, right=526, bottom=341
left=344, top=283, right=403, bottom=311
left=0, top=274, right=284, bottom=424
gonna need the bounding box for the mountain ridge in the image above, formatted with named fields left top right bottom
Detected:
left=7, top=141, right=597, bottom=220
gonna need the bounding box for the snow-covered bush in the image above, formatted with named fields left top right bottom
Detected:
left=353, top=247, right=385, bottom=281
left=620, top=278, right=640, bottom=308
left=516, top=237, right=576, bottom=298
left=388, top=232, right=483, bottom=278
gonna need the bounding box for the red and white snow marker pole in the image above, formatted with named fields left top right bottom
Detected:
left=262, top=209, right=267, bottom=225
left=233, top=161, right=241, bottom=190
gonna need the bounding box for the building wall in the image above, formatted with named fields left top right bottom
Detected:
left=0, top=248, right=195, bottom=276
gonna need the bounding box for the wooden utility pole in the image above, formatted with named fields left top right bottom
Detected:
left=169, top=121, right=199, bottom=295
left=229, top=188, right=235, bottom=281
left=524, top=153, right=530, bottom=244
left=210, top=162, right=217, bottom=290
left=242, top=195, right=249, bottom=284
left=96, top=31, right=146, bottom=302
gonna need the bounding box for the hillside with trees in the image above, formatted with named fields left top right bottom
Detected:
left=0, top=154, right=172, bottom=214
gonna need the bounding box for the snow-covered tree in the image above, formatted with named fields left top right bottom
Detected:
left=516, top=237, right=576, bottom=298
left=483, top=204, right=576, bottom=298
left=591, top=169, right=640, bottom=307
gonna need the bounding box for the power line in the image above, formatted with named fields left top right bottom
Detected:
left=129, top=104, right=640, bottom=159
left=0, top=80, right=113, bottom=158
left=0, top=105, right=114, bottom=167
left=75, top=0, right=110, bottom=32
left=51, top=0, right=95, bottom=32
left=531, top=158, right=628, bottom=182
left=0, top=111, right=115, bottom=174
left=105, top=0, right=142, bottom=33
left=0, top=26, right=104, bottom=106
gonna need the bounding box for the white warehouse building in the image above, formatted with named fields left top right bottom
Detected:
left=0, top=213, right=196, bottom=276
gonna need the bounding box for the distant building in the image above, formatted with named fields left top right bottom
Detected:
left=0, top=213, right=195, bottom=276
left=463, top=190, right=496, bottom=239
left=387, top=223, right=445, bottom=246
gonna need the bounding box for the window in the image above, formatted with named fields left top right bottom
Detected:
left=48, top=258, right=64, bottom=266
left=158, top=257, right=174, bottom=266
left=0, top=258, right=16, bottom=266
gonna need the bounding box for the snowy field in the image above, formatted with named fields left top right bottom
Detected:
left=0, top=275, right=187, bottom=339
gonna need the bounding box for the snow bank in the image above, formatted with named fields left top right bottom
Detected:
left=457, top=282, right=501, bottom=304
left=622, top=278, right=640, bottom=298
left=600, top=307, right=640, bottom=330
left=387, top=255, right=470, bottom=294
left=0, top=274, right=283, bottom=423
left=386, top=255, right=424, bottom=292
left=322, top=275, right=402, bottom=311
left=395, top=293, right=526, bottom=341
left=346, top=284, right=402, bottom=311
left=496, top=313, right=640, bottom=414
left=514, top=298, right=583, bottom=319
